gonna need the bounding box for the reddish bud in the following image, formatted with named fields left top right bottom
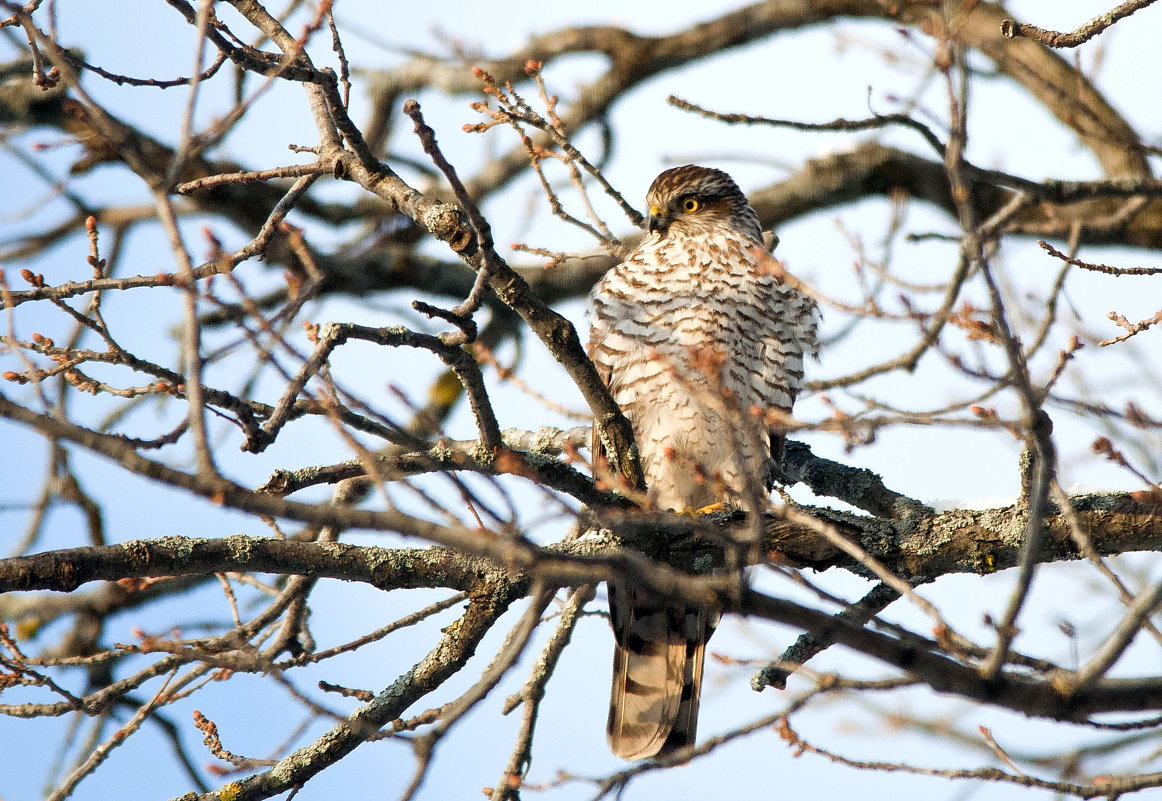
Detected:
left=202, top=225, right=223, bottom=256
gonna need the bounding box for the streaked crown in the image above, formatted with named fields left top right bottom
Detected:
left=644, top=165, right=763, bottom=242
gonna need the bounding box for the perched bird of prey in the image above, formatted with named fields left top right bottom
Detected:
left=588, top=164, right=819, bottom=760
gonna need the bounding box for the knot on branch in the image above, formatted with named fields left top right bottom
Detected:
left=421, top=202, right=474, bottom=253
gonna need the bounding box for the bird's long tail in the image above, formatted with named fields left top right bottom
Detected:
left=607, top=584, right=717, bottom=760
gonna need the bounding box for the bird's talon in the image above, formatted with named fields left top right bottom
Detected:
left=692, top=502, right=725, bottom=515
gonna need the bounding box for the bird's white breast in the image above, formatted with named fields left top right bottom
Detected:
left=589, top=230, right=817, bottom=510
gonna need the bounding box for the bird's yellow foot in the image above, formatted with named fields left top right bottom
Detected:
left=692, top=502, right=726, bottom=515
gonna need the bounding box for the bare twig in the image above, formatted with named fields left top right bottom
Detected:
left=1001, top=0, right=1159, bottom=48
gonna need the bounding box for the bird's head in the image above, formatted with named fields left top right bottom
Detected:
left=644, top=164, right=763, bottom=242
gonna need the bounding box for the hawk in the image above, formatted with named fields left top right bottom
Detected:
left=588, top=164, right=819, bottom=760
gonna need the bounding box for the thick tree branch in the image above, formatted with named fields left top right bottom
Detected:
left=7, top=521, right=1162, bottom=732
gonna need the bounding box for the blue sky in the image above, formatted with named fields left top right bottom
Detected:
left=3, top=1, right=1162, bottom=799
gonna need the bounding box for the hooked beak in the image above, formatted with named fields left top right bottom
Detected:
left=646, top=204, right=668, bottom=233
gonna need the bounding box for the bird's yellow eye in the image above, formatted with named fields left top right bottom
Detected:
left=680, top=197, right=700, bottom=213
